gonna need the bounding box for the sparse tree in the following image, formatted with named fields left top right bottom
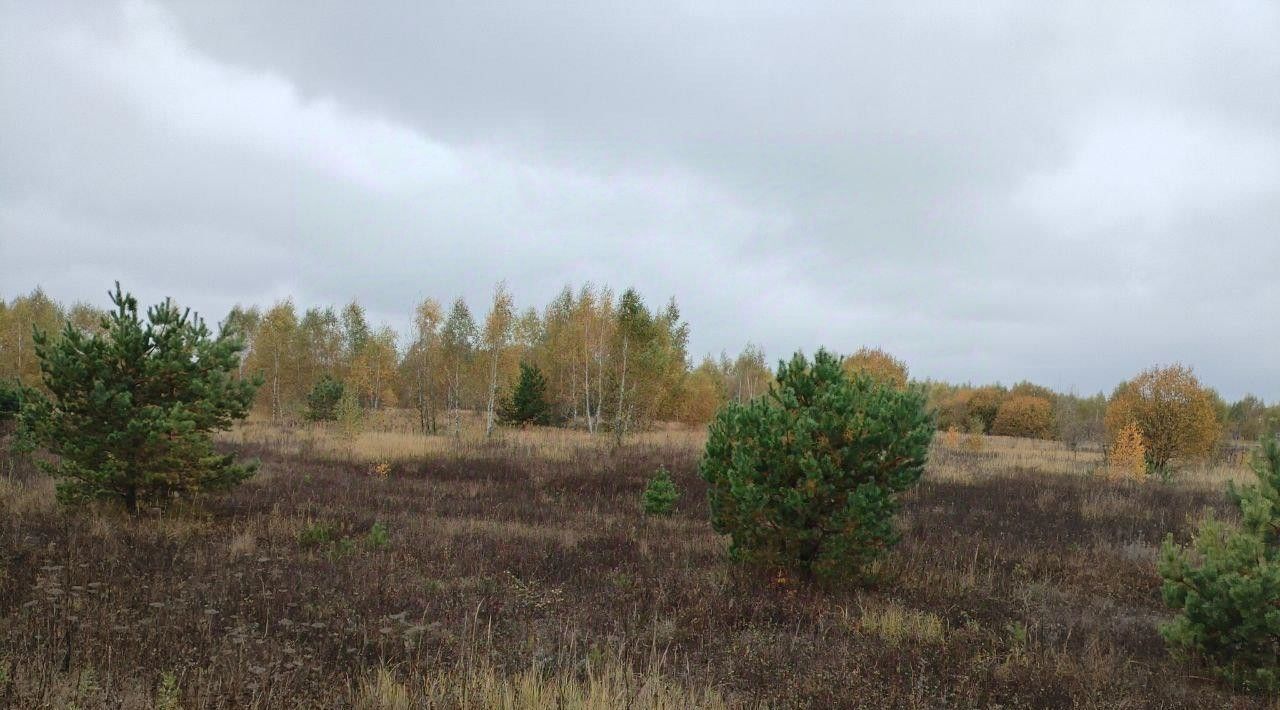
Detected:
left=407, top=298, right=444, bottom=433
left=700, top=349, right=935, bottom=582
left=1105, top=364, right=1222, bottom=476
left=349, top=326, right=398, bottom=410
left=1, top=288, right=64, bottom=388
left=305, top=374, right=345, bottom=422
left=482, top=282, right=516, bottom=436
left=498, top=362, right=552, bottom=427
left=678, top=357, right=727, bottom=425
left=19, top=284, right=259, bottom=513
left=441, top=298, right=477, bottom=436
left=247, top=300, right=302, bottom=421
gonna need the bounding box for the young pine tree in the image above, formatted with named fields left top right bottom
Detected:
left=498, top=362, right=552, bottom=427
left=19, top=284, right=260, bottom=513
left=700, top=349, right=935, bottom=583
left=305, top=374, right=345, bottom=422
left=0, top=379, right=20, bottom=426
left=1158, top=436, right=1280, bottom=692
left=642, top=466, right=679, bottom=516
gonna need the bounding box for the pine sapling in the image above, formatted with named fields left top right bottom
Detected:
left=642, top=466, right=679, bottom=516
left=1158, top=435, right=1280, bottom=692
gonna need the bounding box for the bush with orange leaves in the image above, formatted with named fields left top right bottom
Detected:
left=842, top=347, right=909, bottom=390
left=1104, top=365, right=1221, bottom=476
left=990, top=395, right=1054, bottom=439
left=1107, top=422, right=1147, bottom=480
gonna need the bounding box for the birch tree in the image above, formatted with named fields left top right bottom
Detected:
left=482, top=282, right=515, bottom=437
left=408, top=298, right=443, bottom=433
left=441, top=298, right=477, bottom=436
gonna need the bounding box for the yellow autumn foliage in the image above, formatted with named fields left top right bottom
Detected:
left=1107, top=421, right=1147, bottom=480
left=843, top=347, right=909, bottom=390
left=1104, top=364, right=1221, bottom=473
left=990, top=395, right=1054, bottom=439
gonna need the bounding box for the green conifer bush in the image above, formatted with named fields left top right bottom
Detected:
left=0, top=380, right=20, bottom=429
left=498, top=362, right=552, bottom=427
left=305, top=374, right=345, bottom=422
left=699, top=349, right=934, bottom=582
left=642, top=466, right=679, bottom=516
left=1159, top=435, right=1280, bottom=692
left=19, top=284, right=260, bottom=512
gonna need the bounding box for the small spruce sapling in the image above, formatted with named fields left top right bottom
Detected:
left=498, top=362, right=552, bottom=427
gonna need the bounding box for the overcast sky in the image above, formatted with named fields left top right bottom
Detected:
left=2, top=1, right=1278, bottom=400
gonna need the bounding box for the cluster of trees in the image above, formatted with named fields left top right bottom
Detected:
left=1, top=285, right=776, bottom=434
left=223, top=283, right=733, bottom=435
left=5, top=287, right=1279, bottom=451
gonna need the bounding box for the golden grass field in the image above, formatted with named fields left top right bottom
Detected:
left=221, top=409, right=1254, bottom=490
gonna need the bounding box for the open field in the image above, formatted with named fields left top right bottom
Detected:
left=0, top=422, right=1271, bottom=708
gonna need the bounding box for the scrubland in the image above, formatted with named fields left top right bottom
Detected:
left=0, top=416, right=1270, bottom=708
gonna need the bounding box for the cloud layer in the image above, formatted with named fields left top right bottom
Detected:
left=3, top=1, right=1278, bottom=399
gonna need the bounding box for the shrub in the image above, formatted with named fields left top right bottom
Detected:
left=699, top=349, right=935, bottom=582
left=962, top=432, right=985, bottom=454
left=1158, top=436, right=1280, bottom=692
left=0, top=380, right=20, bottom=422
left=305, top=375, right=345, bottom=421
left=0, top=380, right=20, bottom=436
left=336, top=390, right=364, bottom=440
left=965, top=386, right=1006, bottom=433
left=298, top=522, right=339, bottom=548
left=367, top=521, right=391, bottom=549
left=641, top=466, right=679, bottom=516
left=990, top=395, right=1054, bottom=439
left=942, top=425, right=960, bottom=449
left=498, top=362, right=552, bottom=427
left=842, top=347, right=908, bottom=390
left=19, top=284, right=259, bottom=512
left=1107, top=421, right=1147, bottom=480
left=1105, top=364, right=1221, bottom=476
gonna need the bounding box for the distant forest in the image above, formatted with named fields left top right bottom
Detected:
left=2, top=285, right=1276, bottom=446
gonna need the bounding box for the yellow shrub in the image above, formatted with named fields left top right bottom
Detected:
left=842, top=347, right=909, bottom=390
left=963, top=432, right=985, bottom=453
left=1104, top=364, right=1220, bottom=473
left=991, top=395, right=1054, bottom=439
left=1107, top=422, right=1146, bottom=480
left=943, top=426, right=961, bottom=449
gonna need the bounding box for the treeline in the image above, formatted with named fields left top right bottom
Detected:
left=0, top=285, right=772, bottom=433
left=3, top=286, right=1277, bottom=444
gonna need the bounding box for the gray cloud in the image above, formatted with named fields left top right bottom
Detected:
left=2, top=0, right=1278, bottom=399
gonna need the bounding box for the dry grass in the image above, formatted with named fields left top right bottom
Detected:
left=221, top=411, right=707, bottom=465
left=355, top=652, right=733, bottom=709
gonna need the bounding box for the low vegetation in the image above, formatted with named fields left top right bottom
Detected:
left=0, top=420, right=1268, bottom=707
left=641, top=466, right=679, bottom=517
